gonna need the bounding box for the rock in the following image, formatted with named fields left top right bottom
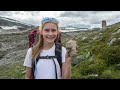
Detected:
left=107, top=38, right=117, bottom=46
left=0, top=49, right=27, bottom=66
left=87, top=74, right=99, bottom=79
left=82, top=37, right=87, bottom=40
left=72, top=55, right=85, bottom=65
left=88, top=74, right=98, bottom=77
left=99, top=33, right=102, bottom=35
left=22, top=70, right=26, bottom=74
left=112, top=29, right=120, bottom=35
left=0, top=27, right=2, bottom=29
left=92, top=36, right=98, bottom=40
left=66, top=39, right=77, bottom=55
left=86, top=51, right=92, bottom=59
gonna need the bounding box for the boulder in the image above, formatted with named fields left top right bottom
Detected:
left=72, top=55, right=85, bottom=65
left=107, top=38, right=117, bottom=46
left=112, top=29, right=120, bottom=35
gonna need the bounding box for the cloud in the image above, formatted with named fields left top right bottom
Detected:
left=59, top=11, right=120, bottom=27
left=60, top=11, right=92, bottom=18
left=1, top=11, right=120, bottom=28
left=0, top=11, right=12, bottom=17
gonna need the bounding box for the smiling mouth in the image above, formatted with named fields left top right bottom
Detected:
left=46, top=36, right=55, bottom=40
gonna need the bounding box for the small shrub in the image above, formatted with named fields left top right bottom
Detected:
left=100, top=70, right=120, bottom=79
left=113, top=64, right=120, bottom=70
left=100, top=70, right=112, bottom=79
left=100, top=46, right=120, bottom=66
left=79, top=58, right=106, bottom=76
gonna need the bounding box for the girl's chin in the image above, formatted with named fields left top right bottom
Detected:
left=45, top=40, right=55, bottom=43
left=44, top=37, right=56, bottom=43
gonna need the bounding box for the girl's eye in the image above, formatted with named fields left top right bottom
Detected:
left=44, top=29, right=50, bottom=32
left=51, top=29, right=57, bottom=32
left=44, top=29, right=57, bottom=32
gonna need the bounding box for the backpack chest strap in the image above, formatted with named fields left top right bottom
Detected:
left=36, top=55, right=57, bottom=59
left=35, top=55, right=58, bottom=79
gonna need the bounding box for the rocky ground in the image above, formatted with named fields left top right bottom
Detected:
left=0, top=26, right=120, bottom=79
left=0, top=29, right=29, bottom=79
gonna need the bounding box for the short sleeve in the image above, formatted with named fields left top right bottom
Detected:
left=23, top=48, right=32, bottom=68
left=62, top=46, right=67, bottom=63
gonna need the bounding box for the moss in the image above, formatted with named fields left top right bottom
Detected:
left=100, top=70, right=120, bottom=79
left=0, top=60, right=25, bottom=79
left=99, top=46, right=120, bottom=66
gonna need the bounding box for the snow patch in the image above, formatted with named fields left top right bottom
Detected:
left=0, top=26, right=18, bottom=30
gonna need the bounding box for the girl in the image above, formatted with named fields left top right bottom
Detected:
left=23, top=17, right=71, bottom=79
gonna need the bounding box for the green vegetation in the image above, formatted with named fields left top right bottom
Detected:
left=71, top=24, right=120, bottom=79
left=0, top=60, right=25, bottom=79
left=0, top=22, right=120, bottom=79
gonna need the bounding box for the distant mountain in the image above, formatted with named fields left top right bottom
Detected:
left=60, top=23, right=89, bottom=31
left=0, top=19, right=120, bottom=79
left=107, top=22, right=120, bottom=28
left=68, top=23, right=90, bottom=29
left=0, top=16, right=36, bottom=30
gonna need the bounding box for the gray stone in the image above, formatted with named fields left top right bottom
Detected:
left=112, top=29, right=120, bottom=35
left=107, top=38, right=117, bottom=46
left=72, top=55, right=85, bottom=65
left=66, top=39, right=77, bottom=55
left=86, top=51, right=92, bottom=59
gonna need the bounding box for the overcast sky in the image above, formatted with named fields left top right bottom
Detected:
left=0, top=11, right=120, bottom=28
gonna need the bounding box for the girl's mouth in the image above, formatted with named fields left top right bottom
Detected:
left=46, top=36, right=55, bottom=40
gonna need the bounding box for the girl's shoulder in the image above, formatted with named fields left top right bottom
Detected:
left=61, top=46, right=66, bottom=52
left=27, top=47, right=32, bottom=54
left=55, top=44, right=66, bottom=53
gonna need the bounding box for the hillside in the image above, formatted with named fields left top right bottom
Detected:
left=71, top=23, right=120, bottom=79
left=0, top=16, right=36, bottom=31
left=0, top=20, right=120, bottom=79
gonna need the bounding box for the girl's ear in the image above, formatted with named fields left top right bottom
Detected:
left=58, top=30, right=61, bottom=34
left=40, top=30, right=43, bottom=35
left=38, top=26, right=43, bottom=35
left=37, top=29, right=40, bottom=34
left=38, top=28, right=43, bottom=35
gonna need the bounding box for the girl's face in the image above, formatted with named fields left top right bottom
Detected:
left=41, top=22, right=58, bottom=44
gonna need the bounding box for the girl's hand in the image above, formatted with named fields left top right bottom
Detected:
left=65, top=47, right=72, bottom=62
left=66, top=47, right=72, bottom=57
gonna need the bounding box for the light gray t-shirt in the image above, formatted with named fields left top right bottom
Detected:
left=23, top=44, right=66, bottom=79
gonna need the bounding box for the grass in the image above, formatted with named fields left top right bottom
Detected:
left=0, top=59, right=25, bottom=79
left=0, top=25, right=120, bottom=79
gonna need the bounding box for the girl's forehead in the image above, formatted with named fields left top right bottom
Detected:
left=43, top=23, right=57, bottom=27
left=43, top=24, right=58, bottom=29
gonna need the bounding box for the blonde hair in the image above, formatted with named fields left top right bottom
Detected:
left=31, top=22, right=58, bottom=61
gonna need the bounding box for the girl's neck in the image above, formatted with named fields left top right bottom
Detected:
left=42, top=42, right=54, bottom=50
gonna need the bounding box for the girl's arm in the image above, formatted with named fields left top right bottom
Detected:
left=25, top=67, right=33, bottom=79
left=62, top=48, right=71, bottom=79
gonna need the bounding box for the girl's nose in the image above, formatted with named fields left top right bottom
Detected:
left=49, top=30, right=53, bottom=35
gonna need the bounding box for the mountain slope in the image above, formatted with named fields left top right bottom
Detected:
left=71, top=22, right=120, bottom=79
left=0, top=18, right=120, bottom=79
left=0, top=16, right=36, bottom=30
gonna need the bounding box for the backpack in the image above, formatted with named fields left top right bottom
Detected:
left=28, top=29, right=62, bottom=47
left=28, top=29, right=38, bottom=48
left=28, top=29, right=62, bottom=79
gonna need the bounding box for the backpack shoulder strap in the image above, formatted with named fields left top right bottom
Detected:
left=31, top=46, right=39, bottom=79
left=55, top=43, right=62, bottom=72
left=32, top=43, right=62, bottom=78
